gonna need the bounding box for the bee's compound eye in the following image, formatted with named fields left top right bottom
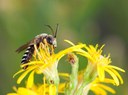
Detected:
left=46, top=36, right=53, bottom=45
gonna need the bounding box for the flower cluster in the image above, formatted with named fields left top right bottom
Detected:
left=7, top=40, right=125, bottom=95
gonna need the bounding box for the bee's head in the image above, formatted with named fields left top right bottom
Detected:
left=45, top=24, right=59, bottom=48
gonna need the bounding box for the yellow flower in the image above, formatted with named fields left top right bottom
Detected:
left=7, top=76, right=67, bottom=95
left=11, top=40, right=125, bottom=95
left=78, top=44, right=125, bottom=86
left=7, top=84, right=56, bottom=95
left=7, top=87, right=38, bottom=95
left=13, top=40, right=85, bottom=88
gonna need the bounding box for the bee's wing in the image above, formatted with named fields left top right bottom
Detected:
left=16, top=35, right=41, bottom=53
left=16, top=37, right=35, bottom=53
left=16, top=42, right=31, bottom=53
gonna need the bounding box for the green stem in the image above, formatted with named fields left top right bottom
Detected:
left=45, top=62, right=60, bottom=95
left=65, top=53, right=79, bottom=95
left=74, top=80, right=90, bottom=95
left=74, top=62, right=97, bottom=95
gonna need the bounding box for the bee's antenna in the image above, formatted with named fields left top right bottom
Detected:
left=54, top=24, right=59, bottom=38
left=45, top=25, right=54, bottom=36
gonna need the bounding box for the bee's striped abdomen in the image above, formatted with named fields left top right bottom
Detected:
left=21, top=45, right=35, bottom=69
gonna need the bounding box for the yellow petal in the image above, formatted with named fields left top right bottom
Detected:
left=91, top=86, right=107, bottom=95
left=7, top=93, right=18, bottom=95
left=110, top=69, right=124, bottom=84
left=64, top=40, right=75, bottom=46
left=98, top=84, right=115, bottom=94
left=100, top=84, right=116, bottom=94
left=56, top=44, right=85, bottom=58
left=18, top=87, right=37, bottom=95
left=21, top=61, right=43, bottom=66
left=49, top=85, right=56, bottom=95
left=105, top=68, right=119, bottom=86
left=26, top=71, right=35, bottom=88
left=58, top=83, right=66, bottom=93
left=13, top=69, right=24, bottom=78
left=17, top=66, right=37, bottom=84
left=59, top=73, right=70, bottom=80
left=107, top=65, right=125, bottom=72
left=102, top=78, right=115, bottom=85
left=59, top=73, right=70, bottom=77
left=97, top=66, right=105, bottom=81
left=34, top=44, right=43, bottom=61
left=77, top=52, right=92, bottom=60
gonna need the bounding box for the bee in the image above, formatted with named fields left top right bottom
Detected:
left=16, top=24, right=59, bottom=69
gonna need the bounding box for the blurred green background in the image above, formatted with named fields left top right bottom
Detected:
left=0, top=0, right=127, bottom=95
